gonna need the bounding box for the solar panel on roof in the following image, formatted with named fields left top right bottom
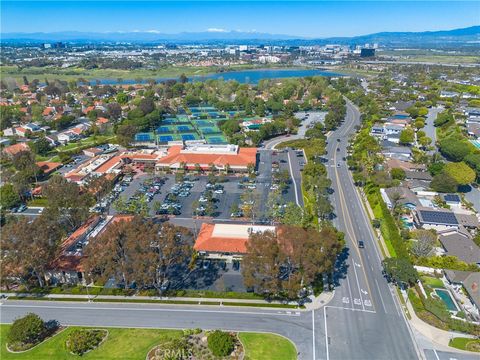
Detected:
left=444, top=194, right=460, bottom=202
left=420, top=210, right=458, bottom=225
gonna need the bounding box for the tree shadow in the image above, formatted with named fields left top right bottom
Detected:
left=332, top=247, right=350, bottom=287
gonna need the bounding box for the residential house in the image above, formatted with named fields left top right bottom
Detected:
left=439, top=233, right=480, bottom=266
left=444, top=270, right=480, bottom=318
left=2, top=142, right=30, bottom=157
left=380, top=186, right=421, bottom=210
left=413, top=207, right=459, bottom=231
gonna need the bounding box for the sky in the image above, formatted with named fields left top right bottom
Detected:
left=1, top=1, right=479, bottom=37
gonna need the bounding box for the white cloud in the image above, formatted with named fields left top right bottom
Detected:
left=207, top=28, right=229, bottom=33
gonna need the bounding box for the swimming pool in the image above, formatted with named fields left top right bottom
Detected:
left=434, top=289, right=459, bottom=311
left=470, top=140, right=480, bottom=149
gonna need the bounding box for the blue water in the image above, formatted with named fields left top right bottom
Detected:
left=92, top=68, right=344, bottom=85
left=435, top=289, right=458, bottom=311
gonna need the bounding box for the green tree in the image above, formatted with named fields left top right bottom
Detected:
left=116, top=124, right=137, bottom=147
left=66, top=329, right=105, bottom=355
left=207, top=331, right=235, bottom=357
left=439, top=138, right=471, bottom=162
left=382, top=257, right=418, bottom=287
left=443, top=162, right=476, bottom=186
left=7, top=313, right=46, bottom=346
left=430, top=173, right=458, bottom=193
left=30, top=137, right=51, bottom=156
left=399, top=128, right=415, bottom=145
left=390, top=168, right=406, bottom=181
left=281, top=202, right=303, bottom=225
left=0, top=184, right=20, bottom=209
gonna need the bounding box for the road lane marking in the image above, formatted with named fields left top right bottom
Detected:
left=375, top=278, right=388, bottom=314
left=326, top=305, right=376, bottom=314
left=332, top=144, right=375, bottom=312
left=432, top=349, right=440, bottom=360
left=324, top=308, right=329, bottom=360
left=1, top=304, right=301, bottom=317
left=312, top=309, right=316, bottom=360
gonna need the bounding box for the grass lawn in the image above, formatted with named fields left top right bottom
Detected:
left=56, top=135, right=115, bottom=153
left=26, top=198, right=48, bottom=207
left=1, top=325, right=297, bottom=360
left=449, top=337, right=480, bottom=352
left=0, top=325, right=183, bottom=360
left=239, top=332, right=297, bottom=360
left=421, top=276, right=444, bottom=288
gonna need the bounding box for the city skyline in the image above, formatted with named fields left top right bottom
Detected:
left=1, top=1, right=479, bottom=37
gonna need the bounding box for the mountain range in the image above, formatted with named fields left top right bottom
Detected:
left=2, top=26, right=479, bottom=48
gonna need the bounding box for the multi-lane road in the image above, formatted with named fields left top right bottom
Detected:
left=1, top=102, right=477, bottom=360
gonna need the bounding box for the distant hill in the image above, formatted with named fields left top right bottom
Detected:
left=2, top=26, right=479, bottom=48
left=0, top=30, right=301, bottom=42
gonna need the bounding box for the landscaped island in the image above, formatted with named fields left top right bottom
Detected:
left=1, top=318, right=296, bottom=359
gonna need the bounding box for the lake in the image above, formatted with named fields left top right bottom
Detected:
left=94, top=68, right=344, bottom=85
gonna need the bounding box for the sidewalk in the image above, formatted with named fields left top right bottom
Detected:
left=1, top=291, right=334, bottom=311
left=406, top=300, right=478, bottom=355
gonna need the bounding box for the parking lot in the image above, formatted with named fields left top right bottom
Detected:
left=104, top=147, right=304, bottom=228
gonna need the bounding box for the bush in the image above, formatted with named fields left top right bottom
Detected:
left=8, top=313, right=46, bottom=347
left=207, top=330, right=235, bottom=357
left=66, top=329, right=106, bottom=355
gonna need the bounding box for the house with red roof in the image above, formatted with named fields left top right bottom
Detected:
left=2, top=142, right=30, bottom=157
left=36, top=161, right=63, bottom=176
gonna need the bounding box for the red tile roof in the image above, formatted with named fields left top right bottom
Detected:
left=157, top=146, right=257, bottom=168
left=96, top=117, right=109, bottom=124
left=36, top=161, right=62, bottom=174
left=94, top=155, right=123, bottom=174
left=194, top=223, right=248, bottom=254
left=2, top=142, right=30, bottom=156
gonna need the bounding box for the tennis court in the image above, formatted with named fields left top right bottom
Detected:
left=181, top=133, right=198, bottom=141
left=158, top=135, right=175, bottom=142
left=135, top=133, right=154, bottom=142
left=205, top=135, right=227, bottom=144
left=177, top=124, right=195, bottom=132
left=157, top=126, right=173, bottom=133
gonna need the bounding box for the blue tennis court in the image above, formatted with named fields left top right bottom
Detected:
left=159, top=135, right=174, bottom=142
left=135, top=133, right=154, bottom=142
left=201, top=127, right=215, bottom=134
left=157, top=126, right=172, bottom=133
left=177, top=125, right=193, bottom=132
left=181, top=134, right=196, bottom=141
left=207, top=136, right=226, bottom=144
left=162, top=118, right=177, bottom=124
left=194, top=120, right=211, bottom=127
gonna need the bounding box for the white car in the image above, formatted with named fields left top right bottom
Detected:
left=214, top=189, right=224, bottom=194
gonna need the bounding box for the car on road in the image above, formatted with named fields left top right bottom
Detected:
left=337, top=147, right=340, bottom=152
left=18, top=204, right=27, bottom=212
left=358, top=240, right=365, bottom=248
left=337, top=138, right=341, bottom=142
left=337, top=163, right=341, bottom=167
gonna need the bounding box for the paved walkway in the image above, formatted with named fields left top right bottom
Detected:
left=1, top=291, right=334, bottom=311
left=406, top=301, right=479, bottom=355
